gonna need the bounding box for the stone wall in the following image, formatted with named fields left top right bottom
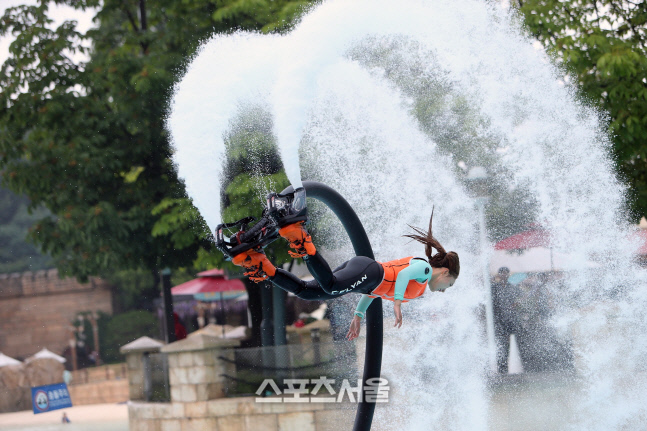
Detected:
left=128, top=396, right=355, bottom=431
left=165, top=337, right=238, bottom=403
left=68, top=379, right=129, bottom=406
left=71, top=363, right=128, bottom=385
left=125, top=334, right=357, bottom=431
left=0, top=269, right=113, bottom=359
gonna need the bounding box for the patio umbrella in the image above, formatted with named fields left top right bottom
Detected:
left=170, top=269, right=245, bottom=295
left=494, top=226, right=550, bottom=251
left=490, top=226, right=598, bottom=274
left=171, top=269, right=246, bottom=335
left=490, top=226, right=549, bottom=273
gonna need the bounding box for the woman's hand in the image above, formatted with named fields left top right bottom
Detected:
left=393, top=300, right=403, bottom=328
left=346, top=315, right=362, bottom=341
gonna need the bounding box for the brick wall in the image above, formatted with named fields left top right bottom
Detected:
left=68, top=379, right=129, bottom=406
left=128, top=395, right=357, bottom=431
left=0, top=269, right=113, bottom=360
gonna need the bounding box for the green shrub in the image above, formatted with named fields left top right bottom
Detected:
left=101, top=311, right=159, bottom=364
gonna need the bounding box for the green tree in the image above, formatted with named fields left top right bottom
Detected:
left=152, top=106, right=295, bottom=270
left=513, top=0, right=647, bottom=219
left=0, top=0, right=314, bottom=290
left=345, top=37, right=539, bottom=240
left=0, top=187, right=51, bottom=273
left=151, top=106, right=294, bottom=347
left=101, top=310, right=159, bottom=363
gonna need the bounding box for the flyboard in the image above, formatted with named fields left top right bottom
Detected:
left=216, top=181, right=383, bottom=431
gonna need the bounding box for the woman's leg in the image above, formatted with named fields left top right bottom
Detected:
left=232, top=222, right=382, bottom=299
left=231, top=247, right=339, bottom=300
left=301, top=254, right=383, bottom=296
left=270, top=254, right=383, bottom=299
left=270, top=269, right=341, bottom=300
left=303, top=252, right=334, bottom=291
left=323, top=256, right=384, bottom=295
left=279, top=222, right=383, bottom=295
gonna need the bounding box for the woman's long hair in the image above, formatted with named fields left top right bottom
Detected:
left=403, top=208, right=460, bottom=278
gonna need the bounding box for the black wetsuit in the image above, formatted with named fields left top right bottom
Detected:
left=270, top=252, right=384, bottom=300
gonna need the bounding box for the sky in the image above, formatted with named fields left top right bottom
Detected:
left=0, top=0, right=96, bottom=65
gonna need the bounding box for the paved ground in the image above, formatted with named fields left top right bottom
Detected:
left=0, top=402, right=128, bottom=431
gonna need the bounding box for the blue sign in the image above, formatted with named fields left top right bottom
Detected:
left=31, top=382, right=73, bottom=414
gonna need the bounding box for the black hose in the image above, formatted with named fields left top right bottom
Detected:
left=281, top=181, right=383, bottom=431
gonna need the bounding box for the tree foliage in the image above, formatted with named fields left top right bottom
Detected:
left=101, top=310, right=159, bottom=363
left=152, top=106, right=293, bottom=273
left=346, top=37, right=538, bottom=240
left=0, top=0, right=314, bottom=281
left=514, top=0, right=647, bottom=219
left=0, top=187, right=51, bottom=273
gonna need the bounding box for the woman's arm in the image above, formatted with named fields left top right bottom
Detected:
left=346, top=294, right=375, bottom=340
left=353, top=294, right=375, bottom=319
left=393, top=259, right=432, bottom=300
left=392, top=259, right=431, bottom=327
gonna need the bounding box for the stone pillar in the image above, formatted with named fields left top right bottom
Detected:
left=119, top=336, right=164, bottom=401
left=161, top=334, right=240, bottom=403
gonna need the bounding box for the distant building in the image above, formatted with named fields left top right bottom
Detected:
left=0, top=269, right=112, bottom=360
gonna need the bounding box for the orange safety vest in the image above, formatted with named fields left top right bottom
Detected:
left=369, top=256, right=429, bottom=302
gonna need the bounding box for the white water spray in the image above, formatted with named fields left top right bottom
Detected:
left=168, top=0, right=647, bottom=429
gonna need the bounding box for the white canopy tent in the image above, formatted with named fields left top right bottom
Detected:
left=490, top=225, right=602, bottom=275
left=25, top=348, right=66, bottom=364
left=0, top=352, right=22, bottom=367
left=489, top=247, right=600, bottom=275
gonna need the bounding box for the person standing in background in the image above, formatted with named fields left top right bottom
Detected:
left=173, top=312, right=187, bottom=340
left=491, top=267, right=522, bottom=373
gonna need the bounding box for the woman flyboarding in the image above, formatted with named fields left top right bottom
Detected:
left=216, top=187, right=460, bottom=340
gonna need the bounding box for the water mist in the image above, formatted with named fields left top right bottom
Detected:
left=167, top=0, right=647, bottom=429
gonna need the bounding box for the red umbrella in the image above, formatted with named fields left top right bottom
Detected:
left=171, top=269, right=245, bottom=295
left=491, top=226, right=601, bottom=273
left=171, top=269, right=246, bottom=336
left=491, top=226, right=556, bottom=273
left=494, top=226, right=550, bottom=251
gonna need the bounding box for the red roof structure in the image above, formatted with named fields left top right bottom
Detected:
left=171, top=269, right=245, bottom=295
left=494, top=227, right=551, bottom=251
